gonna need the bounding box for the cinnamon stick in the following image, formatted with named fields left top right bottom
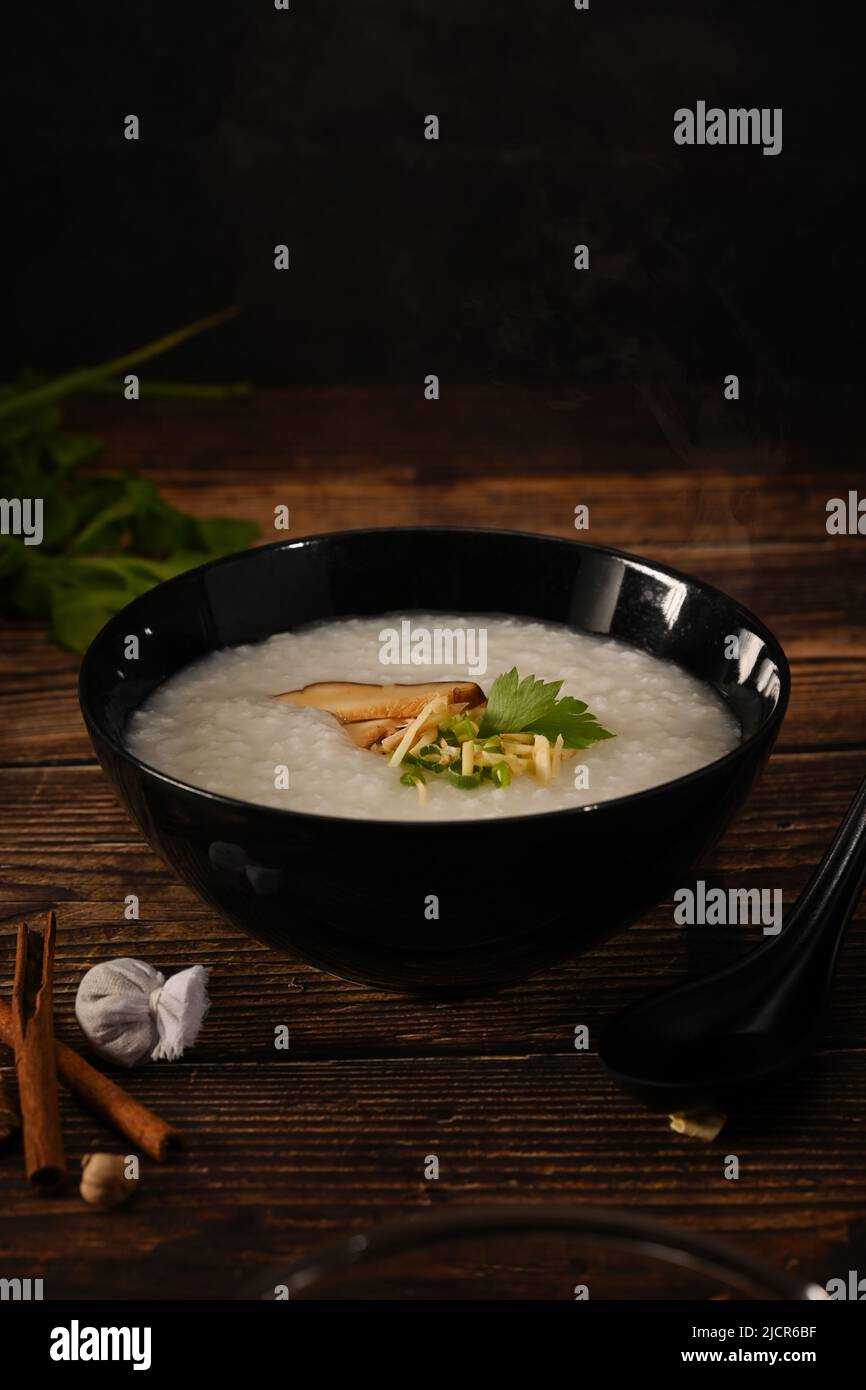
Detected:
left=0, top=998, right=185, bottom=1162
left=0, top=1071, right=20, bottom=1146
left=10, top=912, right=67, bottom=1190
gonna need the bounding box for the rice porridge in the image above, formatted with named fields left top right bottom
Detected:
left=125, top=614, right=740, bottom=821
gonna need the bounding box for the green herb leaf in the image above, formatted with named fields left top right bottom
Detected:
left=192, top=515, right=260, bottom=556
left=525, top=697, right=615, bottom=750
left=0, top=313, right=261, bottom=652
left=46, top=553, right=197, bottom=653
left=6, top=551, right=57, bottom=618
left=65, top=476, right=154, bottom=554
left=0, top=535, right=32, bottom=590
left=478, top=668, right=564, bottom=737
left=0, top=308, right=239, bottom=422
left=479, top=666, right=614, bottom=750
left=47, top=431, right=103, bottom=471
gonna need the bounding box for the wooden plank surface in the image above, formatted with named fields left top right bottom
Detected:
left=1, top=387, right=864, bottom=1300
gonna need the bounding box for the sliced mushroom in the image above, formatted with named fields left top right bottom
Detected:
left=342, top=718, right=404, bottom=749
left=273, top=680, right=485, bottom=723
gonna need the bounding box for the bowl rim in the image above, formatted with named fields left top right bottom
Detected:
left=240, top=1201, right=819, bottom=1300
left=79, top=525, right=791, bottom=829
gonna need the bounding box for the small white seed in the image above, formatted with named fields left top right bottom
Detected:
left=80, top=1152, right=139, bottom=1209
left=669, top=1110, right=728, bottom=1142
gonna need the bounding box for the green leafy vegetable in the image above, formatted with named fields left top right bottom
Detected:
left=0, top=307, right=240, bottom=423
left=0, top=313, right=259, bottom=653
left=478, top=667, right=615, bottom=750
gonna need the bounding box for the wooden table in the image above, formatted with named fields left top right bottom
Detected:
left=2, top=385, right=864, bottom=1299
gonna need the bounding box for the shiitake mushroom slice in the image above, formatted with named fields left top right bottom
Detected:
left=272, top=680, right=485, bottom=724
left=341, top=718, right=404, bottom=749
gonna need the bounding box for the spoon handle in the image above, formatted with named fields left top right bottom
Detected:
left=782, top=774, right=866, bottom=972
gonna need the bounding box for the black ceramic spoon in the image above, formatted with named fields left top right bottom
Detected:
left=599, top=775, right=866, bottom=1112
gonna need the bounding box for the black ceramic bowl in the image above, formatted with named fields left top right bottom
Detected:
left=79, top=527, right=789, bottom=991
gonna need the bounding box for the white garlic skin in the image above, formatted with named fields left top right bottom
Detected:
left=80, top=1152, right=139, bottom=1209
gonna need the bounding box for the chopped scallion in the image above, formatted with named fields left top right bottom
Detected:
left=447, top=767, right=483, bottom=790
left=400, top=770, right=426, bottom=788
left=445, top=716, right=477, bottom=742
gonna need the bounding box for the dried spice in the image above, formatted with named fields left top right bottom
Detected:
left=10, top=913, right=67, bottom=1191
left=0, top=1072, right=20, bottom=1146
left=0, top=997, right=185, bottom=1162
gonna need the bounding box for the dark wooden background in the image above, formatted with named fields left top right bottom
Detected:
left=2, top=1, right=858, bottom=392
left=1, top=384, right=864, bottom=1298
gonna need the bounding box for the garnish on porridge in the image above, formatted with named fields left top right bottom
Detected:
left=128, top=615, right=739, bottom=819
left=274, top=668, right=614, bottom=804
